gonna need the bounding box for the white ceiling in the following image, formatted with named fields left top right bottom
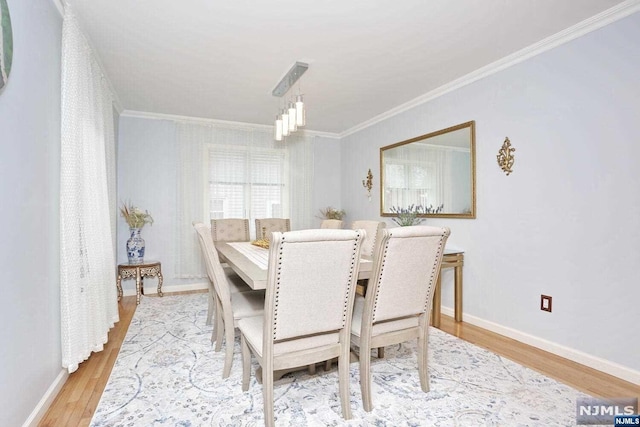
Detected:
left=70, top=0, right=628, bottom=135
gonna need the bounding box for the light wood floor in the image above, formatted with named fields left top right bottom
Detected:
left=39, top=292, right=640, bottom=426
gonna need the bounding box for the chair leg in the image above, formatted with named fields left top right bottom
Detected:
left=263, top=365, right=275, bottom=427
left=214, top=299, right=224, bottom=351
left=241, top=334, right=251, bottom=391
left=359, top=343, right=373, bottom=412
left=338, top=346, right=352, bottom=420
left=222, top=319, right=235, bottom=379
left=418, top=329, right=430, bottom=392
left=206, top=292, right=214, bottom=326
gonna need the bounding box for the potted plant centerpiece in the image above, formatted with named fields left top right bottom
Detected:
left=120, top=202, right=153, bottom=264
left=390, top=204, right=443, bottom=226
left=318, top=206, right=346, bottom=221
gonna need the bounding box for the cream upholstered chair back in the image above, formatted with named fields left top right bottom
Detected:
left=267, top=229, right=363, bottom=342
left=320, top=219, right=343, bottom=229
left=352, top=225, right=450, bottom=412
left=211, top=218, right=250, bottom=242
left=193, top=222, right=218, bottom=324
left=194, top=223, right=231, bottom=304
left=255, top=218, right=290, bottom=240
left=367, top=225, right=449, bottom=323
left=351, top=220, right=386, bottom=259
left=237, top=229, right=365, bottom=425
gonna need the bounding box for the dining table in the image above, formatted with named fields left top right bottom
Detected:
left=215, top=241, right=464, bottom=327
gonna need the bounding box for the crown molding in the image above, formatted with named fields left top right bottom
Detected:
left=120, top=110, right=341, bottom=139
left=340, top=0, right=640, bottom=138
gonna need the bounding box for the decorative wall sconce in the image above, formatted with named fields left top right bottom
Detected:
left=497, top=137, right=515, bottom=175
left=362, top=168, right=373, bottom=201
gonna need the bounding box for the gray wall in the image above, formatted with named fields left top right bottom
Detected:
left=339, top=12, right=640, bottom=374
left=0, top=1, right=62, bottom=426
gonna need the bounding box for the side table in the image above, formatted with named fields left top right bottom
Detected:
left=430, top=251, right=464, bottom=328
left=116, top=260, right=164, bottom=305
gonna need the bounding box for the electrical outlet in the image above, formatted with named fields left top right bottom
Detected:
left=541, top=295, right=552, bottom=312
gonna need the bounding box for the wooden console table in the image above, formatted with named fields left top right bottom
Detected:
left=354, top=249, right=464, bottom=328
left=430, top=251, right=464, bottom=328
left=116, top=260, right=164, bottom=305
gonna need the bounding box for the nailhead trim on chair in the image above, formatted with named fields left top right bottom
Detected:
left=273, top=235, right=285, bottom=340
left=371, top=240, right=390, bottom=323
left=423, top=236, right=445, bottom=312
left=340, top=232, right=360, bottom=327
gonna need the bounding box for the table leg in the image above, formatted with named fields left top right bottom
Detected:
left=116, top=273, right=123, bottom=301
left=135, top=268, right=142, bottom=305
left=157, top=269, right=164, bottom=297
left=454, top=264, right=463, bottom=322
left=431, top=274, right=442, bottom=328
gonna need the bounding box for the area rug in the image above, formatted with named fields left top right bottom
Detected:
left=90, top=293, right=588, bottom=426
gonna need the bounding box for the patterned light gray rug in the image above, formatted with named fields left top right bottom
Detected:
left=91, top=293, right=587, bottom=426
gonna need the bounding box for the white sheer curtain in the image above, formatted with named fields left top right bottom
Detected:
left=175, top=123, right=208, bottom=278
left=175, top=122, right=313, bottom=278
left=60, top=7, right=118, bottom=374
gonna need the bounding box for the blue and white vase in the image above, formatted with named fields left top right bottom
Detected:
left=126, top=228, right=145, bottom=264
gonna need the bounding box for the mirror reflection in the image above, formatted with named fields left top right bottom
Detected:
left=380, top=121, right=476, bottom=219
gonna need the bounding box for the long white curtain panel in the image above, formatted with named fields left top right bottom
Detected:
left=60, top=7, right=118, bottom=373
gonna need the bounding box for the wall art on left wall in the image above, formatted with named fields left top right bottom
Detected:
left=0, top=0, right=13, bottom=92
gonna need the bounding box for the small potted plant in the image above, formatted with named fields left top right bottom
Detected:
left=318, top=206, right=346, bottom=220
left=390, top=204, right=425, bottom=226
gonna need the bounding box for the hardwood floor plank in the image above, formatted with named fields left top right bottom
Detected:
left=438, top=315, right=640, bottom=400
left=39, top=293, right=640, bottom=425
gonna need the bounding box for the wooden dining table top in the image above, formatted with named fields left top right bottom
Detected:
left=215, top=241, right=463, bottom=291
left=215, top=241, right=373, bottom=290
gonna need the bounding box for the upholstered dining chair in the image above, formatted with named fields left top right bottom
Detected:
left=351, top=225, right=450, bottom=412
left=254, top=218, right=290, bottom=240
left=351, top=220, right=386, bottom=259
left=320, top=219, right=343, bottom=229
left=207, top=219, right=252, bottom=333
left=238, top=229, right=364, bottom=427
left=195, top=222, right=253, bottom=340
left=211, top=218, right=250, bottom=242
left=193, top=222, right=265, bottom=378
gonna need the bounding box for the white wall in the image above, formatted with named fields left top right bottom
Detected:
left=0, top=1, right=62, bottom=426
left=340, top=12, right=640, bottom=377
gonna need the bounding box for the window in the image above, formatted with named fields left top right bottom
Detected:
left=208, top=145, right=289, bottom=237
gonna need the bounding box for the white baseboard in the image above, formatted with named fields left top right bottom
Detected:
left=121, top=281, right=209, bottom=296
left=440, top=306, right=640, bottom=386
left=22, top=369, right=69, bottom=427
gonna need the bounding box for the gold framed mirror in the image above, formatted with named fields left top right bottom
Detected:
left=380, top=120, right=476, bottom=219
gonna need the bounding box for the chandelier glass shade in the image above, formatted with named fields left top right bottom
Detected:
left=272, top=62, right=308, bottom=141
left=274, top=115, right=283, bottom=141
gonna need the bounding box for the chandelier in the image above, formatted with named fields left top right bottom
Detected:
left=272, top=62, right=307, bottom=141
